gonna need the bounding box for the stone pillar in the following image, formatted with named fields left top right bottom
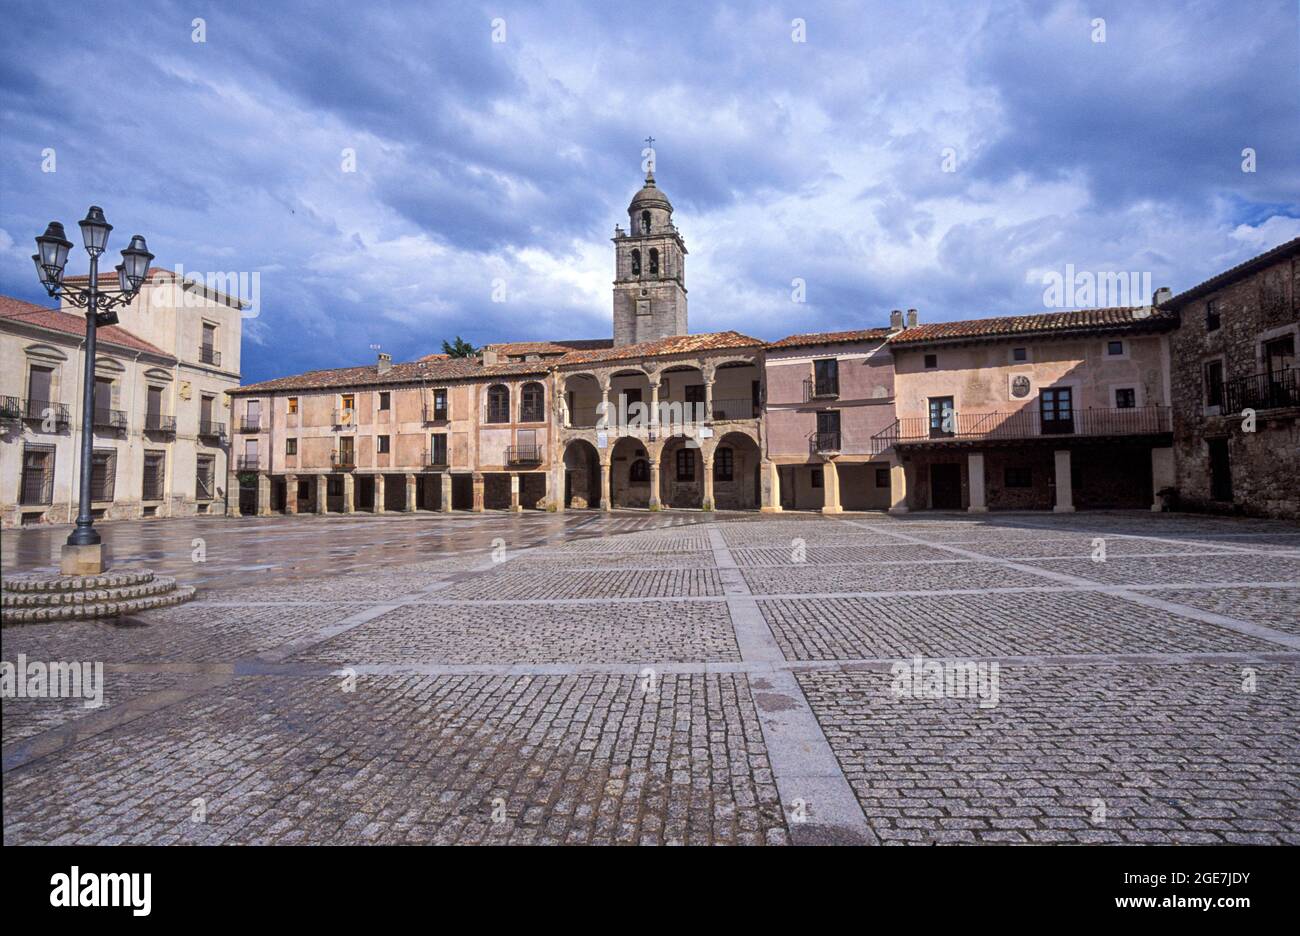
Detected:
left=888, top=461, right=909, bottom=514
left=342, top=473, right=355, bottom=513
left=649, top=382, right=661, bottom=430
left=441, top=472, right=453, bottom=513
left=1053, top=449, right=1075, bottom=512
left=761, top=460, right=782, bottom=512
left=648, top=459, right=661, bottom=508
left=1150, top=446, right=1174, bottom=512
left=703, top=379, right=715, bottom=423
left=702, top=457, right=715, bottom=509
left=472, top=472, right=485, bottom=512
left=967, top=453, right=988, bottom=513
left=257, top=473, right=273, bottom=516
left=284, top=474, right=298, bottom=514
left=404, top=474, right=416, bottom=512
left=510, top=473, right=521, bottom=512
left=600, top=383, right=612, bottom=431
left=373, top=474, right=386, bottom=513
left=821, top=460, right=842, bottom=514
left=315, top=475, right=327, bottom=514
left=600, top=462, right=612, bottom=511
left=550, top=464, right=565, bottom=512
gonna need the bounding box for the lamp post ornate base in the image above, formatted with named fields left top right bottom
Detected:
left=60, top=542, right=106, bottom=576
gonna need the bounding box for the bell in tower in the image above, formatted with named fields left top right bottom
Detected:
left=612, top=159, right=688, bottom=346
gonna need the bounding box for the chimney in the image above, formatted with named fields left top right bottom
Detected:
left=889, top=309, right=904, bottom=331
left=377, top=352, right=392, bottom=374
left=1152, top=286, right=1172, bottom=307
left=906, top=308, right=919, bottom=328
left=481, top=346, right=499, bottom=365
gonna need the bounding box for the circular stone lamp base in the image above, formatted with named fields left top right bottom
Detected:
left=1, top=568, right=196, bottom=625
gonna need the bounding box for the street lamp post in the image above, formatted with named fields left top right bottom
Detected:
left=33, top=206, right=154, bottom=575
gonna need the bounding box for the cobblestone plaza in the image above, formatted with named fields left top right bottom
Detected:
left=3, top=510, right=1298, bottom=845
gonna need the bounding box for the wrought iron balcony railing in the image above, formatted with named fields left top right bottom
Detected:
left=331, top=450, right=356, bottom=469
left=198, top=419, right=227, bottom=440
left=424, top=448, right=448, bottom=468
left=23, top=399, right=70, bottom=427
left=1, top=395, right=23, bottom=421
left=93, top=408, right=128, bottom=431
left=199, top=345, right=221, bottom=366
left=810, top=430, right=842, bottom=454
left=237, top=455, right=260, bottom=471
left=144, top=413, right=176, bottom=433
left=332, top=408, right=356, bottom=428
left=1222, top=367, right=1298, bottom=414
left=803, top=376, right=840, bottom=401
left=238, top=416, right=261, bottom=432
left=506, top=444, right=542, bottom=464
left=871, top=405, right=1172, bottom=455
left=712, top=398, right=761, bottom=420
left=423, top=403, right=448, bottom=423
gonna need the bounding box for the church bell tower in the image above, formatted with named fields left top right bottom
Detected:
left=612, top=165, right=688, bottom=346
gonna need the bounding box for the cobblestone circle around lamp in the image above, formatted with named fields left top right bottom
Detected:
left=1, top=567, right=195, bottom=625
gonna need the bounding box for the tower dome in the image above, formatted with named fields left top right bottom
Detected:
left=628, top=170, right=673, bottom=214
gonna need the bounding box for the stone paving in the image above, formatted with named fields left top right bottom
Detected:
left=3, top=509, right=1298, bottom=845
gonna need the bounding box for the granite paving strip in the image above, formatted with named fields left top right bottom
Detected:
left=706, top=526, right=876, bottom=845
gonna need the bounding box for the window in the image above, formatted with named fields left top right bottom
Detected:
left=1264, top=335, right=1295, bottom=376
left=1012, top=347, right=1028, bottom=362
left=813, top=358, right=839, bottom=397
left=714, top=447, right=733, bottom=481
left=379, top=391, right=390, bottom=411
left=1115, top=388, right=1136, bottom=409
left=26, top=364, right=54, bottom=409
left=520, top=382, right=545, bottom=422
left=1040, top=387, right=1074, bottom=433
left=487, top=385, right=510, bottom=423
left=1206, top=299, right=1220, bottom=332
left=196, top=455, right=215, bottom=500
left=288, top=397, right=298, bottom=414
left=629, top=458, right=650, bottom=483
left=684, top=384, right=706, bottom=404
left=20, top=446, right=54, bottom=505
left=810, top=466, right=823, bottom=488
left=341, top=393, right=355, bottom=411
left=200, top=322, right=218, bottom=364
left=816, top=410, right=841, bottom=449
left=641, top=210, right=651, bottom=234
left=146, top=386, right=164, bottom=428
left=286, top=438, right=298, bottom=456
left=924, top=354, right=938, bottom=369
left=875, top=468, right=890, bottom=488
left=90, top=449, right=116, bottom=502
left=430, top=433, right=448, bottom=465
left=1107, top=340, right=1124, bottom=356
left=431, top=388, right=448, bottom=420
left=649, top=248, right=659, bottom=275
left=928, top=396, right=954, bottom=437
left=676, top=447, right=695, bottom=481
left=631, top=249, right=641, bottom=276
left=142, top=452, right=165, bottom=501
left=377, top=435, right=390, bottom=454
left=1204, top=360, right=1224, bottom=408
left=1004, top=466, right=1032, bottom=488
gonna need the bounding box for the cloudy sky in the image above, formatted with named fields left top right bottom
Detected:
left=2, top=0, right=1297, bottom=382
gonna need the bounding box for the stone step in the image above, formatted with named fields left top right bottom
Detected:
left=2, top=568, right=155, bottom=593
left=2, top=586, right=197, bottom=625
left=2, top=576, right=182, bottom=608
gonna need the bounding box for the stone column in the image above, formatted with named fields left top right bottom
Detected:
left=1053, top=449, right=1075, bottom=512
left=315, top=474, right=327, bottom=514
left=441, top=472, right=453, bottom=512
left=649, top=382, right=661, bottom=431
left=648, top=459, right=661, bottom=508
left=472, top=472, right=485, bottom=512
left=550, top=464, right=565, bottom=512
left=404, top=474, right=417, bottom=512
left=342, top=473, right=355, bottom=514
left=888, top=460, right=910, bottom=514
left=821, top=460, right=842, bottom=514
left=1150, top=446, right=1174, bottom=512
left=703, top=379, right=715, bottom=423
left=703, top=457, right=715, bottom=509
left=761, top=460, right=782, bottom=512
left=284, top=474, right=298, bottom=515
left=967, top=453, right=988, bottom=513
left=600, top=383, right=612, bottom=432
left=510, top=473, right=521, bottom=512
left=373, top=474, right=386, bottom=513
left=600, top=462, right=612, bottom=511
left=257, top=473, right=273, bottom=516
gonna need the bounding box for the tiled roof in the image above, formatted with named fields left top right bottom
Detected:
left=555, top=331, right=763, bottom=367
left=230, top=355, right=549, bottom=395
left=1161, top=237, right=1300, bottom=310
left=0, top=294, right=173, bottom=358
left=488, top=338, right=613, bottom=356
left=886, top=306, right=1176, bottom=347
left=60, top=266, right=249, bottom=308
left=767, top=327, right=893, bottom=350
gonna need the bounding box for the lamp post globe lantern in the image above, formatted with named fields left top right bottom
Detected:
left=32, top=206, right=155, bottom=574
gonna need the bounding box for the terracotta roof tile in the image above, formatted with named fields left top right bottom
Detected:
left=555, top=331, right=762, bottom=367
left=886, top=306, right=1176, bottom=346
left=488, top=338, right=612, bottom=356
left=0, top=294, right=173, bottom=358
left=1162, top=237, right=1300, bottom=310
left=767, top=327, right=893, bottom=350
left=230, top=355, right=548, bottom=395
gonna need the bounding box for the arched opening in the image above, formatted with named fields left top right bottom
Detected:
left=657, top=365, right=707, bottom=429
left=648, top=248, right=659, bottom=275
left=630, top=248, right=641, bottom=276
left=609, top=369, right=652, bottom=432
left=486, top=384, right=510, bottom=423
left=641, top=210, right=651, bottom=234
left=610, top=436, right=652, bottom=508
left=659, top=436, right=703, bottom=508
left=561, top=373, right=601, bottom=427
left=563, top=439, right=601, bottom=509
left=713, top=432, right=762, bottom=510
left=520, top=381, right=545, bottom=423
left=712, top=359, right=762, bottom=420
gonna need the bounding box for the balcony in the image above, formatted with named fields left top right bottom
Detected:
left=506, top=444, right=542, bottom=465
left=144, top=413, right=176, bottom=434
left=237, top=416, right=262, bottom=433
left=1222, top=367, right=1298, bottom=414
left=199, top=345, right=221, bottom=367
left=424, top=448, right=448, bottom=468
left=803, top=377, right=839, bottom=402
left=810, top=430, right=841, bottom=455
left=423, top=403, right=448, bottom=423
left=93, top=408, right=128, bottom=431
left=871, top=406, right=1172, bottom=455
left=331, top=450, right=356, bottom=469
left=237, top=455, right=260, bottom=471
left=1, top=395, right=23, bottom=421
left=712, top=398, right=760, bottom=421
left=332, top=408, right=356, bottom=428
left=198, top=419, right=227, bottom=441
left=22, top=399, right=70, bottom=428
